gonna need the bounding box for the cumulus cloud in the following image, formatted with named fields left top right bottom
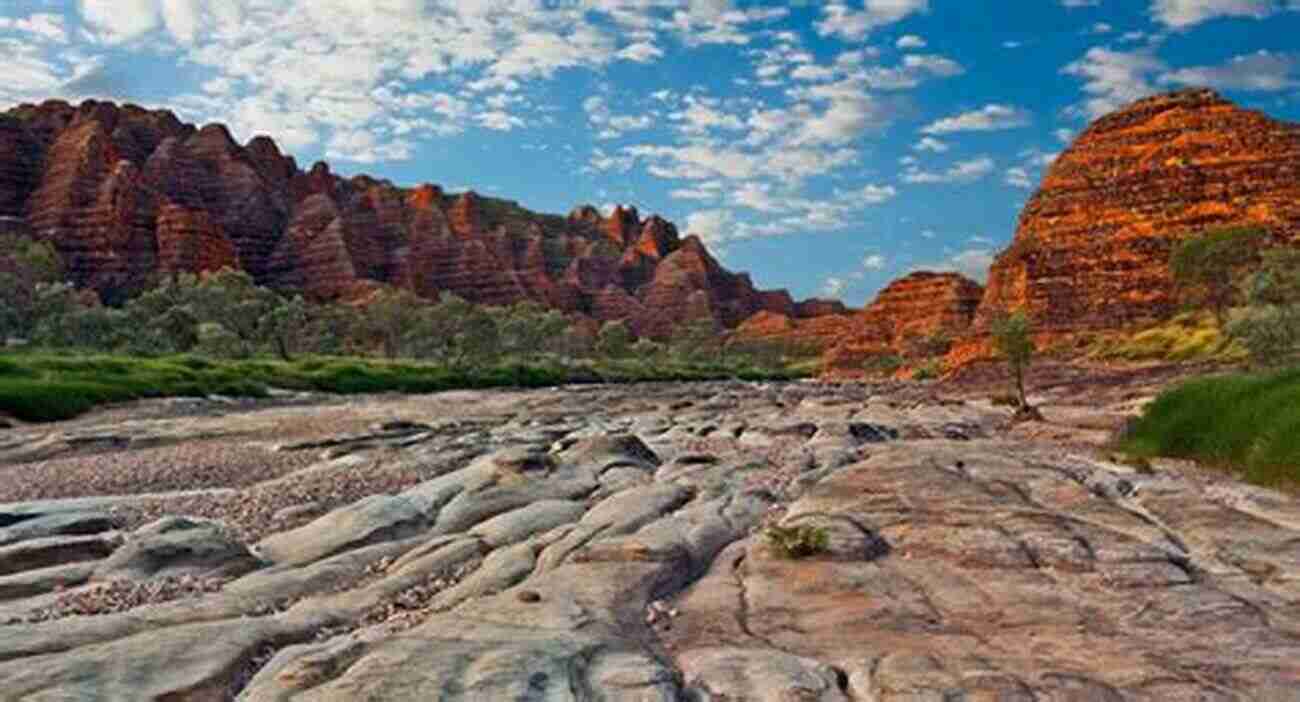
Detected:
left=1062, top=47, right=1166, bottom=118
left=921, top=248, right=997, bottom=282
left=921, top=104, right=1032, bottom=134
left=1151, top=0, right=1293, bottom=28
left=896, top=34, right=927, bottom=48
left=902, top=156, right=996, bottom=184
left=1160, top=50, right=1298, bottom=90
left=913, top=136, right=949, bottom=152
left=862, top=253, right=887, bottom=270
left=816, top=0, right=931, bottom=41
left=822, top=276, right=848, bottom=296
left=0, top=13, right=69, bottom=42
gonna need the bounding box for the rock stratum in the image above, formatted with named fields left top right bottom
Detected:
left=974, top=88, right=1300, bottom=336
left=0, top=99, right=817, bottom=336
left=739, top=271, right=984, bottom=369
left=1, top=374, right=1299, bottom=699
left=747, top=89, right=1300, bottom=368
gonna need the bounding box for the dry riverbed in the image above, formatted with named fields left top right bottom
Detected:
left=1, top=371, right=1297, bottom=700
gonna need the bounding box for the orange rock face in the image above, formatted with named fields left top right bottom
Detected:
left=0, top=98, right=825, bottom=336
left=974, top=89, right=1300, bottom=336
left=737, top=271, right=984, bottom=370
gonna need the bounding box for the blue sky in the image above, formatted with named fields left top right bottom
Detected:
left=2, top=1, right=1299, bottom=306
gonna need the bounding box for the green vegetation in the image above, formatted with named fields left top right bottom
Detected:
left=764, top=524, right=830, bottom=560
left=1120, top=367, right=1300, bottom=488
left=862, top=353, right=903, bottom=376
left=991, top=311, right=1036, bottom=408
left=0, top=248, right=816, bottom=422
left=1226, top=247, right=1300, bottom=368
left=911, top=360, right=941, bottom=381
left=1086, top=312, right=1245, bottom=363
left=1170, top=226, right=1267, bottom=325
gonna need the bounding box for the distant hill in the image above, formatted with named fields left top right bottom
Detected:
left=0, top=98, right=840, bottom=338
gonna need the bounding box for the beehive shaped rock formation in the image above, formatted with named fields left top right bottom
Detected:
left=737, top=271, right=984, bottom=369
left=973, top=89, right=1300, bottom=335
left=0, top=98, right=829, bottom=335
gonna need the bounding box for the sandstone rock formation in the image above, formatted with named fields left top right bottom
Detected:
left=0, top=99, right=820, bottom=333
left=974, top=88, right=1300, bottom=336
left=1, top=378, right=1298, bottom=698
left=739, top=271, right=984, bottom=370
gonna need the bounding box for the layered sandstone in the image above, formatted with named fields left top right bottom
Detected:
left=0, top=98, right=825, bottom=335
left=738, top=271, right=984, bottom=369
left=973, top=88, right=1300, bottom=336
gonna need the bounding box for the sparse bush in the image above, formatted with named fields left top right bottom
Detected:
left=764, top=524, right=829, bottom=560
left=990, top=393, right=1020, bottom=407
left=1170, top=226, right=1268, bottom=326
left=912, top=360, right=941, bottom=381
left=991, top=311, right=1036, bottom=408
left=1226, top=247, right=1300, bottom=368
left=863, top=354, right=903, bottom=376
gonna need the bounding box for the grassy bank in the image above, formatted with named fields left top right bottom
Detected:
left=0, top=352, right=811, bottom=423
left=1120, top=366, right=1300, bottom=488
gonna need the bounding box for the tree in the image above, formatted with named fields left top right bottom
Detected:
left=1226, top=248, right=1300, bottom=367
left=260, top=295, right=310, bottom=361
left=360, top=286, right=427, bottom=359
left=191, top=269, right=279, bottom=357
left=1170, top=227, right=1267, bottom=326
left=0, top=236, right=64, bottom=342
left=595, top=320, right=633, bottom=358
left=123, top=273, right=203, bottom=354
left=991, top=311, right=1036, bottom=411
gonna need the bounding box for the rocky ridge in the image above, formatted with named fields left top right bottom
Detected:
left=960, top=88, right=1300, bottom=354
left=1, top=376, right=1298, bottom=699
left=0, top=99, right=816, bottom=334
left=739, top=271, right=984, bottom=369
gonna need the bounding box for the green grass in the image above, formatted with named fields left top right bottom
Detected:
left=1120, top=366, right=1300, bottom=488
left=0, top=352, right=810, bottom=423
left=1085, top=311, right=1246, bottom=363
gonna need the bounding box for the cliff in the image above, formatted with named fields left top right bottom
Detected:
left=973, top=89, right=1300, bottom=336
left=0, top=98, right=821, bottom=334
left=738, top=271, right=984, bottom=370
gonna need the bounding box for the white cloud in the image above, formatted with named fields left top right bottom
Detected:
left=0, top=13, right=69, bottom=43
left=1151, top=0, right=1291, bottom=28
left=913, top=136, right=949, bottom=152
left=816, top=0, right=931, bottom=41
left=862, top=253, right=887, bottom=270
left=1005, top=166, right=1034, bottom=189
left=1054, top=128, right=1075, bottom=143
left=822, top=276, right=848, bottom=297
left=903, top=156, right=996, bottom=184
left=921, top=248, right=996, bottom=282
left=1062, top=47, right=1166, bottom=118
left=1061, top=0, right=1101, bottom=6
left=325, top=130, right=413, bottom=163
left=896, top=34, right=927, bottom=48
left=1160, top=50, right=1298, bottom=90
left=922, top=104, right=1032, bottom=133
left=685, top=209, right=735, bottom=246
left=79, top=0, right=160, bottom=43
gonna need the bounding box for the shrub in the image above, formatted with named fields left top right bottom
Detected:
left=1120, top=366, right=1300, bottom=488
left=764, top=524, right=830, bottom=560
left=1170, top=226, right=1268, bottom=326
left=912, top=360, right=941, bottom=381
left=991, top=311, right=1035, bottom=408
left=863, top=354, right=903, bottom=376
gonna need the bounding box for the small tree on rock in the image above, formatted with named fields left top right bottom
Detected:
left=1170, top=227, right=1267, bottom=326
left=991, top=310, right=1037, bottom=417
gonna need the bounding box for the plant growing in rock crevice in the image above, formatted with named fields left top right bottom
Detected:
left=764, top=524, right=829, bottom=559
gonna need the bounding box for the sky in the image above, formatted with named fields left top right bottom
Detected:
left=2, top=1, right=1300, bottom=306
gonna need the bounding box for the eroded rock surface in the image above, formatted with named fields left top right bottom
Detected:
left=1, top=380, right=1298, bottom=700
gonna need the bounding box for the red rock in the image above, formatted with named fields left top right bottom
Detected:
left=155, top=202, right=237, bottom=276
left=974, top=89, right=1300, bottom=338
left=738, top=271, right=984, bottom=372
left=0, top=98, right=822, bottom=336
